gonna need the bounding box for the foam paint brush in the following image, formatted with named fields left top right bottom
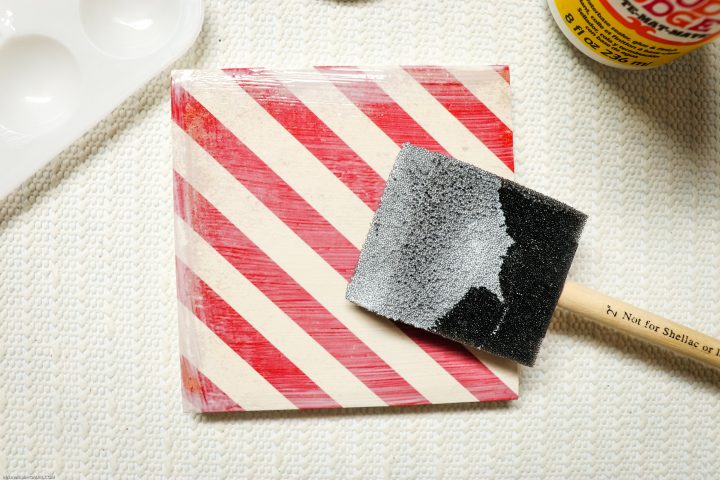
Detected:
left=347, top=144, right=720, bottom=368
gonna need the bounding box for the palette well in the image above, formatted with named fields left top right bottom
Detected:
left=0, top=0, right=204, bottom=199
left=172, top=66, right=519, bottom=412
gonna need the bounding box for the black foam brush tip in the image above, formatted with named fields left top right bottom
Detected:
left=346, top=144, right=587, bottom=366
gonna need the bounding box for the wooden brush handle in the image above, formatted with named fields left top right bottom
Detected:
left=557, top=281, right=720, bottom=369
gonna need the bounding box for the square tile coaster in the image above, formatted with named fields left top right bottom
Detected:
left=172, top=66, right=519, bottom=412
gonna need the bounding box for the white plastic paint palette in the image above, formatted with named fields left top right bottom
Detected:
left=0, top=0, right=204, bottom=199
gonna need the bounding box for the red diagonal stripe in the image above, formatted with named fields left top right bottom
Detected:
left=397, top=325, right=518, bottom=401
left=224, top=68, right=385, bottom=211
left=493, top=65, right=511, bottom=84
left=174, top=172, right=428, bottom=407
left=180, top=355, right=244, bottom=413
left=404, top=66, right=514, bottom=171
left=315, top=66, right=449, bottom=155
left=171, top=84, right=358, bottom=281
left=172, top=80, right=517, bottom=403
left=176, top=258, right=340, bottom=409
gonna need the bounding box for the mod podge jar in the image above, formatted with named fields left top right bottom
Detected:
left=548, top=0, right=720, bottom=68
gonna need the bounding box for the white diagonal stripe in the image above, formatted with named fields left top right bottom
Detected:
left=367, top=67, right=512, bottom=179
left=447, top=67, right=513, bottom=129
left=177, top=303, right=296, bottom=411
left=174, top=124, right=477, bottom=404
left=282, top=71, right=400, bottom=178
left=182, top=69, right=372, bottom=249
left=175, top=215, right=385, bottom=408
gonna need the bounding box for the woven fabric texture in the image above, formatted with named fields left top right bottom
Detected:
left=1, top=1, right=719, bottom=478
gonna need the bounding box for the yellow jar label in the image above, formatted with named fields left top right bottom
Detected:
left=552, top=0, right=720, bottom=67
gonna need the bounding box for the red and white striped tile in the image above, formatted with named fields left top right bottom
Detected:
left=172, top=66, right=519, bottom=412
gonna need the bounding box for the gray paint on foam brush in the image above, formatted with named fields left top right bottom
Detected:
left=346, top=144, right=514, bottom=329
left=347, top=144, right=587, bottom=366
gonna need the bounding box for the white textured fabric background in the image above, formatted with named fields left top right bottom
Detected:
left=2, top=1, right=720, bottom=478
